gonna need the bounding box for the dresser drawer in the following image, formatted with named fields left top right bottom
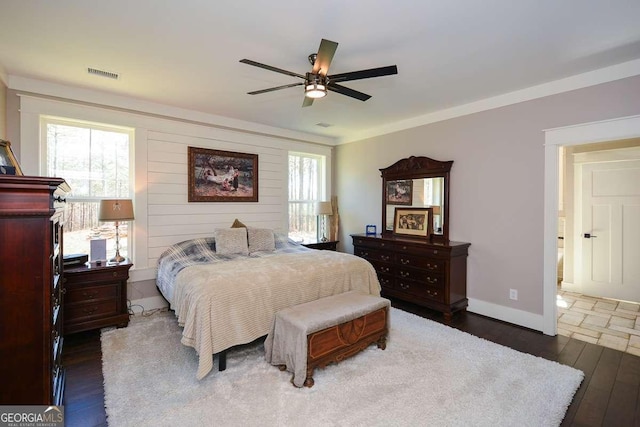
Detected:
left=394, top=243, right=449, bottom=259
left=353, top=238, right=393, bottom=250
left=377, top=273, right=394, bottom=291
left=396, top=253, right=445, bottom=273
left=396, top=266, right=444, bottom=288
left=396, top=279, right=445, bottom=303
left=66, top=300, right=119, bottom=320
left=65, top=267, right=129, bottom=284
left=66, top=284, right=118, bottom=304
left=354, top=247, right=393, bottom=263
left=373, top=263, right=393, bottom=276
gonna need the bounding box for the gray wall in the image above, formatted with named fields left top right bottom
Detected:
left=0, top=80, right=6, bottom=139
left=335, top=75, right=640, bottom=319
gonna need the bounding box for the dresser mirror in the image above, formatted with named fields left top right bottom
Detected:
left=380, top=156, right=452, bottom=243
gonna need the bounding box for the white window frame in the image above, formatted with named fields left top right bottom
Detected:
left=40, top=115, right=135, bottom=258
left=288, top=151, right=328, bottom=241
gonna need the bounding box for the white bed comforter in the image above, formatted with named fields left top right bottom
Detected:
left=172, top=250, right=380, bottom=379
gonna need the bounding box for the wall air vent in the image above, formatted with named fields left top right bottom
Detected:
left=87, top=67, right=119, bottom=80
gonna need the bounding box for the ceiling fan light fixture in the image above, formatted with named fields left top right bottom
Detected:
left=305, top=83, right=327, bottom=98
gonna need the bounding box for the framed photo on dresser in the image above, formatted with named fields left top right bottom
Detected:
left=393, top=207, right=433, bottom=238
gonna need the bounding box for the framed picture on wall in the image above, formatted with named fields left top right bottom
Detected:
left=386, top=179, right=412, bottom=205
left=188, top=146, right=258, bottom=202
left=393, top=207, right=433, bottom=238
left=0, top=140, right=23, bottom=175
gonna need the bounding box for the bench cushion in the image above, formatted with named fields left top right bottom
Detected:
left=264, top=291, right=390, bottom=387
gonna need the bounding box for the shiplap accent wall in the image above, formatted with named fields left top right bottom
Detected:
left=146, top=131, right=288, bottom=266
left=17, top=95, right=332, bottom=290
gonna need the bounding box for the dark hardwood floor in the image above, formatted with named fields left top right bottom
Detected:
left=62, top=300, right=640, bottom=426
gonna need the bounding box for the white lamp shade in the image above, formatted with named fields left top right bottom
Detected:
left=316, top=201, right=333, bottom=215
left=99, top=199, right=135, bottom=222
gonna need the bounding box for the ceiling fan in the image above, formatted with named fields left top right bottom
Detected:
left=240, top=38, right=398, bottom=107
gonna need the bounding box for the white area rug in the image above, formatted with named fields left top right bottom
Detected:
left=102, top=308, right=583, bottom=427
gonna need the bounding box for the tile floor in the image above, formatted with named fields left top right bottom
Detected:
left=557, top=289, right=640, bottom=357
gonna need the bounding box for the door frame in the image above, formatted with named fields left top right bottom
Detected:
left=543, top=115, right=640, bottom=335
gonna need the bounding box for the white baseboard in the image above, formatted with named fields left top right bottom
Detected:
left=468, top=298, right=545, bottom=333
left=129, top=295, right=168, bottom=314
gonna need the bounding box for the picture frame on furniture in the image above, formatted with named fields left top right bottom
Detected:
left=188, top=146, right=258, bottom=202
left=0, top=140, right=23, bottom=175
left=393, top=207, right=433, bottom=238
left=385, top=179, right=412, bottom=205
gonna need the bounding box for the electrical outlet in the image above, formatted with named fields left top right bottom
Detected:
left=509, top=289, right=518, bottom=300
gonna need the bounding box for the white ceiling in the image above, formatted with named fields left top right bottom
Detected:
left=1, top=0, right=640, bottom=144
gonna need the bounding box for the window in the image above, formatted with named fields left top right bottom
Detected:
left=42, top=117, right=134, bottom=258
left=288, top=152, right=325, bottom=242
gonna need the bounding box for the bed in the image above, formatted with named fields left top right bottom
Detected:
left=156, top=227, right=381, bottom=379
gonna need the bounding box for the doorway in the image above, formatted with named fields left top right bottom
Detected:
left=556, top=143, right=640, bottom=355
left=542, top=115, right=640, bottom=336
left=559, top=144, right=640, bottom=301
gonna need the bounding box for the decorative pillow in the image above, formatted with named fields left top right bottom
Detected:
left=231, top=218, right=247, bottom=228
left=247, top=228, right=276, bottom=253
left=214, top=228, right=249, bottom=255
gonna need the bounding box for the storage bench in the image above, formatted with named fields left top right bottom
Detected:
left=264, top=291, right=390, bottom=387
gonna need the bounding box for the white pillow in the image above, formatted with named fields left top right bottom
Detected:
left=247, top=228, right=276, bottom=253
left=214, top=228, right=249, bottom=255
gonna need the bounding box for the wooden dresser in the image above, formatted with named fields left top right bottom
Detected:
left=0, top=175, right=70, bottom=405
left=64, top=262, right=132, bottom=334
left=352, top=233, right=470, bottom=320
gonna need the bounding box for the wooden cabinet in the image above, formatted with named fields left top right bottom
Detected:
left=302, top=240, right=339, bottom=251
left=64, top=262, right=132, bottom=334
left=0, top=175, right=70, bottom=405
left=352, top=234, right=470, bottom=320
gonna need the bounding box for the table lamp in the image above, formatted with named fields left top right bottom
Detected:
left=316, top=201, right=333, bottom=242
left=99, top=199, right=134, bottom=263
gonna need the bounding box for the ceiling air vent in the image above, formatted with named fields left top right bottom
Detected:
left=87, top=67, right=119, bottom=80
left=316, top=122, right=332, bottom=128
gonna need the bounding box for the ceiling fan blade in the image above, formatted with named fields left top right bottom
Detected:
left=312, top=39, right=338, bottom=76
left=329, top=65, right=398, bottom=83
left=327, top=83, right=371, bottom=101
left=247, top=82, right=303, bottom=95
left=302, top=97, right=314, bottom=108
left=240, top=59, right=305, bottom=80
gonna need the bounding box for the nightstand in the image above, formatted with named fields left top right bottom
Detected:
left=63, top=261, right=132, bottom=334
left=302, top=240, right=339, bottom=251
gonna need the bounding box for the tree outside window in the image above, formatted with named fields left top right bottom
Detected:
left=288, top=152, right=324, bottom=242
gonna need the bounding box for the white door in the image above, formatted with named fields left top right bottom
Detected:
left=581, top=160, right=640, bottom=301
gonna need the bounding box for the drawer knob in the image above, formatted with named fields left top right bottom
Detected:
left=380, top=267, right=389, bottom=273
left=426, top=277, right=438, bottom=284
left=113, top=272, right=118, bottom=277
left=380, top=255, right=390, bottom=261
left=399, top=282, right=410, bottom=290
left=83, top=307, right=98, bottom=315
left=82, top=291, right=98, bottom=299
left=426, top=263, right=435, bottom=269
left=400, top=258, right=410, bottom=265
left=426, top=289, right=439, bottom=296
